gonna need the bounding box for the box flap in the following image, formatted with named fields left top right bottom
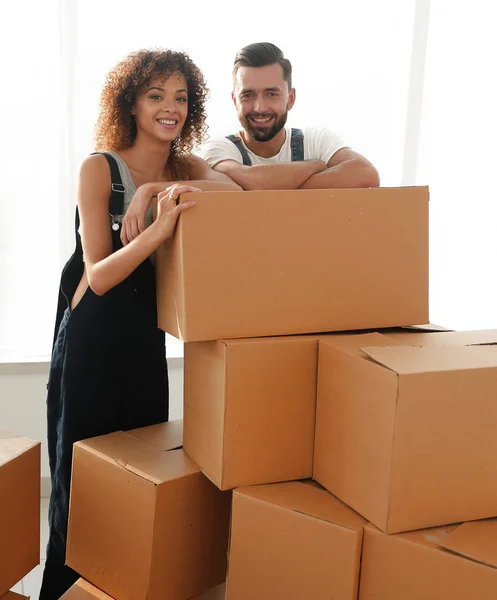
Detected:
left=60, top=578, right=114, bottom=599
left=440, top=519, right=497, bottom=569
left=385, top=329, right=497, bottom=347
left=0, top=431, right=39, bottom=467
left=1, top=592, right=30, bottom=600
left=77, top=431, right=199, bottom=485
left=361, top=344, right=497, bottom=374
left=126, top=420, right=183, bottom=452
left=236, top=481, right=366, bottom=531
left=397, top=323, right=453, bottom=332
left=320, top=332, right=401, bottom=357
left=190, top=583, right=226, bottom=600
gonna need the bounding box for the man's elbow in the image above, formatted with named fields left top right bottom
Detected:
left=351, top=161, right=380, bottom=188
left=362, top=165, right=380, bottom=188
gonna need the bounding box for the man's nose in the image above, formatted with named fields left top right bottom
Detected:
left=253, top=95, right=267, bottom=113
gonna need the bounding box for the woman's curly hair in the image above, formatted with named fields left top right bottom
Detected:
left=95, top=49, right=208, bottom=179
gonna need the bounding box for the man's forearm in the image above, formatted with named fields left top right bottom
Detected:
left=215, top=160, right=326, bottom=190
left=299, top=159, right=380, bottom=189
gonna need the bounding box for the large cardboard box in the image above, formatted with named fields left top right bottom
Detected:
left=314, top=331, right=497, bottom=533
left=359, top=519, right=497, bottom=599
left=1, top=593, right=29, bottom=600
left=227, top=481, right=366, bottom=600
left=184, top=327, right=443, bottom=491
left=67, top=422, right=231, bottom=600
left=61, top=579, right=225, bottom=600
left=0, top=432, right=40, bottom=596
left=156, top=187, right=429, bottom=342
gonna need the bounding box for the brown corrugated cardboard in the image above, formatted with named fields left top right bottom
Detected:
left=61, top=579, right=114, bottom=599
left=384, top=328, right=497, bottom=346
left=193, top=584, right=226, bottom=600
left=359, top=520, right=497, bottom=599
left=156, top=187, right=429, bottom=341
left=61, top=579, right=225, bottom=600
left=184, top=336, right=319, bottom=490
left=184, top=327, right=444, bottom=490
left=0, top=432, right=40, bottom=597
left=66, top=425, right=231, bottom=600
left=126, top=419, right=183, bottom=450
left=1, top=593, right=30, bottom=600
left=314, top=332, right=497, bottom=533
left=226, top=481, right=366, bottom=600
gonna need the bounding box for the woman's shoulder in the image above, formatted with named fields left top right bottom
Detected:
left=78, top=153, right=113, bottom=196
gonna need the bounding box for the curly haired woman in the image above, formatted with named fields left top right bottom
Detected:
left=39, top=49, right=240, bottom=599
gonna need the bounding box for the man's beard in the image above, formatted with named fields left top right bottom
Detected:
left=241, top=111, right=288, bottom=142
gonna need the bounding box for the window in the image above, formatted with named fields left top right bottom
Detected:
left=1, top=0, right=418, bottom=359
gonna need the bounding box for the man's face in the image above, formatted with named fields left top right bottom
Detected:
left=232, top=63, right=295, bottom=142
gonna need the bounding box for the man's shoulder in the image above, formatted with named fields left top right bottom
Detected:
left=199, top=134, right=243, bottom=166
left=301, top=126, right=337, bottom=139
left=201, top=134, right=241, bottom=148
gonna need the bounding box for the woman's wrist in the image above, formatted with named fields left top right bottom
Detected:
left=147, top=220, right=169, bottom=246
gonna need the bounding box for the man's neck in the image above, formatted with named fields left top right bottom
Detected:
left=240, top=127, right=287, bottom=159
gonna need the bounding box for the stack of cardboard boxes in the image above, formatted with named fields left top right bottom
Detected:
left=65, top=187, right=497, bottom=599
left=0, top=432, right=41, bottom=600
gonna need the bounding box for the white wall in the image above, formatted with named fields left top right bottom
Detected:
left=0, top=358, right=184, bottom=494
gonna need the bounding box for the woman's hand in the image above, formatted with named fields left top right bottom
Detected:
left=121, top=183, right=164, bottom=246
left=154, top=183, right=200, bottom=241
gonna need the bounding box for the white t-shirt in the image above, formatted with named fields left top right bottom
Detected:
left=199, top=126, right=347, bottom=167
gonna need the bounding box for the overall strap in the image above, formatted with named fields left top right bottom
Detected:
left=85, top=151, right=125, bottom=231
left=290, top=128, right=304, bottom=162
left=226, top=134, right=252, bottom=166
left=72, top=152, right=125, bottom=242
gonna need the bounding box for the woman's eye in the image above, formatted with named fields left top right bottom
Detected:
left=177, top=97, right=187, bottom=102
left=150, top=95, right=162, bottom=100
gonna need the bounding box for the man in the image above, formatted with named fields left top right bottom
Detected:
left=200, top=42, right=380, bottom=190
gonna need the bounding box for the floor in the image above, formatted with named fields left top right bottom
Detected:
left=11, top=497, right=49, bottom=599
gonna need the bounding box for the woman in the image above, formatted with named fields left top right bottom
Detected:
left=40, top=49, right=240, bottom=599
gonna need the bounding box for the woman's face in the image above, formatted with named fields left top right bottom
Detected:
left=132, top=70, right=188, bottom=143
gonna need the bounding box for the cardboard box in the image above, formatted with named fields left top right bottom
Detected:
left=1, top=593, right=29, bottom=600
left=67, top=422, right=231, bottom=600
left=184, top=336, right=319, bottom=490
left=0, top=432, right=40, bottom=597
left=156, top=187, right=429, bottom=341
left=184, top=326, right=445, bottom=490
left=314, top=331, right=497, bottom=533
left=359, top=520, right=497, bottom=599
left=61, top=579, right=225, bottom=600
left=227, top=481, right=366, bottom=600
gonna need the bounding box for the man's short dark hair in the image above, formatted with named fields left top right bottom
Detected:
left=233, top=42, right=292, bottom=89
